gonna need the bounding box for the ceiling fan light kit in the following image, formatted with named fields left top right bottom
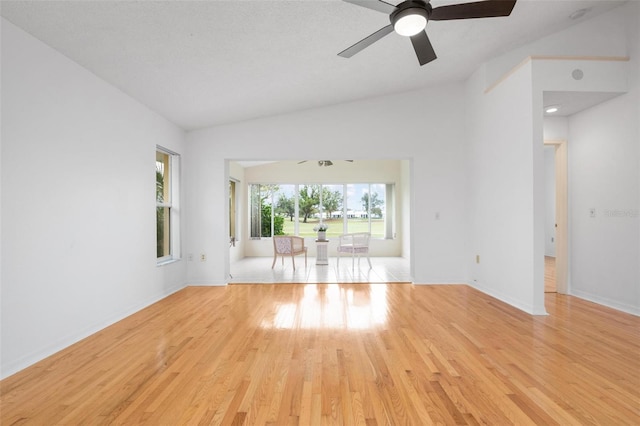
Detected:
left=391, top=2, right=429, bottom=36
left=339, top=0, right=517, bottom=66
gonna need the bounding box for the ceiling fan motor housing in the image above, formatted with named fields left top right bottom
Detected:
left=390, top=0, right=433, bottom=35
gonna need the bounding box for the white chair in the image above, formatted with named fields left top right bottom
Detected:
left=272, top=236, right=307, bottom=270
left=337, top=232, right=372, bottom=269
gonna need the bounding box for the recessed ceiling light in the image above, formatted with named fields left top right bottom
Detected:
left=545, top=106, right=560, bottom=114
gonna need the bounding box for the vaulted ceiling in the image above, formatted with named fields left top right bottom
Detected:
left=0, top=1, right=626, bottom=130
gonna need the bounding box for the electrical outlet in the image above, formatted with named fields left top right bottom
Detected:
left=476, top=255, right=480, bottom=264
left=200, top=253, right=206, bottom=262
left=590, top=208, right=596, bottom=218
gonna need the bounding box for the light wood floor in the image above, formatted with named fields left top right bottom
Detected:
left=545, top=256, right=557, bottom=293
left=2, top=284, right=639, bottom=425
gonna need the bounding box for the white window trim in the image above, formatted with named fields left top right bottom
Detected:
left=157, top=146, right=181, bottom=265
left=247, top=182, right=394, bottom=239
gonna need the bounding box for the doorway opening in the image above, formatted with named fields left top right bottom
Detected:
left=544, top=140, right=568, bottom=294
left=226, top=159, right=413, bottom=284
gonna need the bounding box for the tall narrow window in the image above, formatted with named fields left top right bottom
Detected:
left=156, top=147, right=180, bottom=262
left=274, top=184, right=295, bottom=235
left=229, top=179, right=238, bottom=243
left=249, top=184, right=292, bottom=238
left=249, top=184, right=261, bottom=239
left=368, top=183, right=386, bottom=239
left=345, top=183, right=389, bottom=237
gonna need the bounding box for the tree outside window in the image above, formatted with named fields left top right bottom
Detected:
left=249, top=182, right=393, bottom=240
left=250, top=184, right=290, bottom=238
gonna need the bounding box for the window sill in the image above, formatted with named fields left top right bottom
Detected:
left=157, top=258, right=180, bottom=267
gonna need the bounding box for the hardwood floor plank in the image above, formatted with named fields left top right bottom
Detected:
left=2, top=285, right=639, bottom=425
left=545, top=256, right=557, bottom=292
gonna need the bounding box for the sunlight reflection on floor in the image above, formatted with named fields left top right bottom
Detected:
left=262, top=283, right=391, bottom=330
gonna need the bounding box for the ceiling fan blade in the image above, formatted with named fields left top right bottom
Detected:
left=410, top=31, right=437, bottom=66
left=430, top=0, right=516, bottom=21
left=325, top=160, right=334, bottom=166
left=298, top=160, right=308, bottom=164
left=338, top=24, right=394, bottom=58
left=342, top=0, right=397, bottom=14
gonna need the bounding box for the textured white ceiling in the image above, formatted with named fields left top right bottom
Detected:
left=0, top=0, right=626, bottom=130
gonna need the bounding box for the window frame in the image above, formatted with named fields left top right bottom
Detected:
left=156, top=146, right=181, bottom=264
left=229, top=179, right=239, bottom=245
left=248, top=182, right=394, bottom=240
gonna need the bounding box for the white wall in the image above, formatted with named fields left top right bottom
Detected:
left=465, top=61, right=545, bottom=315
left=1, top=19, right=187, bottom=378
left=568, top=92, right=639, bottom=314
left=185, top=84, right=468, bottom=285
left=543, top=116, right=569, bottom=141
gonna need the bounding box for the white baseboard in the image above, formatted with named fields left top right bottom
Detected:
left=187, top=281, right=228, bottom=286
left=1, top=283, right=186, bottom=380
left=570, top=289, right=640, bottom=316
left=468, top=280, right=548, bottom=316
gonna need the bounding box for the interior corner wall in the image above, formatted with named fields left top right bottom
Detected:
left=185, top=84, right=468, bottom=285
left=1, top=18, right=187, bottom=378
left=465, top=62, right=546, bottom=315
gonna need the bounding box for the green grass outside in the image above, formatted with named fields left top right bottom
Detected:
left=281, top=218, right=384, bottom=238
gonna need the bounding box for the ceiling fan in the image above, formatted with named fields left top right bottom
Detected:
left=298, top=160, right=355, bottom=167
left=338, top=0, right=517, bottom=66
